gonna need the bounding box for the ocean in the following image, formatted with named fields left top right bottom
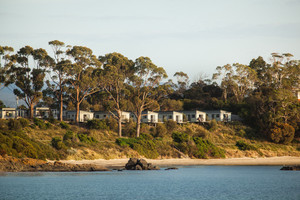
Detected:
left=0, top=166, right=299, bottom=200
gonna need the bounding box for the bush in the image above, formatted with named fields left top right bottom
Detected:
left=51, top=137, right=65, bottom=150
left=33, top=118, right=48, bottom=130
left=18, top=118, right=30, bottom=128
left=208, top=119, right=218, bottom=131
left=123, top=120, right=136, bottom=137
left=77, top=133, right=97, bottom=144
left=8, top=119, right=22, bottom=131
left=153, top=123, right=167, bottom=137
left=165, top=120, right=177, bottom=133
left=86, top=119, right=109, bottom=130
left=60, top=121, right=70, bottom=129
left=193, top=137, right=225, bottom=158
left=172, top=132, right=189, bottom=143
left=269, top=123, right=295, bottom=144
left=236, top=140, right=256, bottom=151
left=63, top=130, right=75, bottom=141
left=106, top=117, right=118, bottom=132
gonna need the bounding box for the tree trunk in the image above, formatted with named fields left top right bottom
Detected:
left=118, top=118, right=122, bottom=137
left=59, top=93, right=63, bottom=121
left=76, top=102, right=80, bottom=124
left=30, top=103, right=34, bottom=119
left=136, top=114, right=141, bottom=137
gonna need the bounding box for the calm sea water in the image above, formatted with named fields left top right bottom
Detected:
left=0, top=166, right=299, bottom=200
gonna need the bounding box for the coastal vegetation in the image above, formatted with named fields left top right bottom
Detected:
left=0, top=42, right=300, bottom=161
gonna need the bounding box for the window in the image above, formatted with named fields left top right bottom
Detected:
left=212, top=114, right=215, bottom=119
left=216, top=114, right=220, bottom=118
left=192, top=114, right=195, bottom=118
left=104, top=115, right=106, bottom=117
left=169, top=115, right=172, bottom=119
left=96, top=115, right=99, bottom=118
left=144, top=116, right=147, bottom=119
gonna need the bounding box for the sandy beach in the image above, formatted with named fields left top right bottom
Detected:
left=61, top=156, right=300, bottom=168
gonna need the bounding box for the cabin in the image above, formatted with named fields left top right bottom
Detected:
left=50, top=109, right=60, bottom=119
left=0, top=108, right=17, bottom=119
left=205, top=110, right=231, bottom=122
left=158, top=111, right=184, bottom=123
left=94, top=111, right=131, bottom=122
left=182, top=110, right=207, bottom=122
left=131, top=111, right=159, bottom=123
left=65, top=110, right=94, bottom=122
left=34, top=107, right=50, bottom=119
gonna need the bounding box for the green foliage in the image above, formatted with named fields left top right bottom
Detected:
left=172, top=131, right=225, bottom=159
left=18, top=118, right=30, bottom=128
left=269, top=123, right=295, bottom=144
left=33, top=118, right=50, bottom=130
left=208, top=119, right=218, bottom=131
left=60, top=121, right=70, bottom=129
left=86, top=119, right=109, bottom=130
left=165, top=120, right=177, bottom=132
left=77, top=133, right=97, bottom=144
left=8, top=119, right=22, bottom=131
left=51, top=137, right=66, bottom=150
left=115, top=133, right=159, bottom=159
left=153, top=123, right=167, bottom=137
left=0, top=129, right=58, bottom=160
left=63, top=130, right=75, bottom=141
left=236, top=140, right=257, bottom=151
left=106, top=117, right=118, bottom=132
left=172, top=131, right=189, bottom=143
left=122, top=119, right=136, bottom=137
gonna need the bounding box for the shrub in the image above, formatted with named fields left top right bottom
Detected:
left=18, top=118, right=30, bottom=128
left=86, top=119, right=109, bottom=130
left=77, top=133, right=97, bottom=144
left=208, top=119, right=218, bottom=131
left=172, top=132, right=189, bottom=143
left=236, top=140, right=256, bottom=151
left=154, top=123, right=167, bottom=137
left=165, top=120, right=177, bottom=133
left=33, top=118, right=48, bottom=130
left=63, top=130, right=75, bottom=141
left=8, top=119, right=22, bottom=131
left=123, top=120, right=136, bottom=137
left=51, top=137, right=65, bottom=150
left=193, top=137, right=225, bottom=158
left=106, top=117, right=118, bottom=132
left=269, top=123, right=295, bottom=144
left=60, top=121, right=70, bottom=129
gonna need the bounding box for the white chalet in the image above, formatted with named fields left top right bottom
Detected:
left=94, top=111, right=131, bottom=123
left=65, top=110, right=94, bottom=122
left=0, top=108, right=17, bottom=119
left=205, top=110, right=231, bottom=122
left=131, top=111, right=159, bottom=123
left=182, top=110, right=207, bottom=122
left=158, top=111, right=184, bottom=123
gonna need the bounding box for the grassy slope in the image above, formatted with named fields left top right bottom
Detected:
left=0, top=119, right=299, bottom=160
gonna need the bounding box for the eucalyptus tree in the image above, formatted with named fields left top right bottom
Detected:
left=129, top=56, right=167, bottom=137
left=0, top=46, right=15, bottom=89
left=172, top=71, right=189, bottom=99
left=12, top=46, right=53, bottom=118
left=46, top=40, right=70, bottom=121
left=213, top=63, right=257, bottom=103
left=65, top=46, right=102, bottom=124
left=99, top=52, right=135, bottom=137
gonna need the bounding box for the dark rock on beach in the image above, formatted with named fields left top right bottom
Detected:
left=125, top=158, right=160, bottom=170
left=0, top=155, right=109, bottom=172
left=165, top=167, right=178, bottom=170
left=280, top=165, right=300, bottom=171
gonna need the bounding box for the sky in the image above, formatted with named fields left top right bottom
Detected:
left=1, top=0, right=300, bottom=106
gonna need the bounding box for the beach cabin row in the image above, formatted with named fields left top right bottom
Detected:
left=1, top=107, right=232, bottom=123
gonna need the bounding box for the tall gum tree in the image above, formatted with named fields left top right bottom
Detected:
left=0, top=46, right=14, bottom=90
left=12, top=46, right=53, bottom=118
left=129, top=56, right=167, bottom=137
left=99, top=52, right=135, bottom=137
left=66, top=46, right=102, bottom=124
left=46, top=40, right=69, bottom=121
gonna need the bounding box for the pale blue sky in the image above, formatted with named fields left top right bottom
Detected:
left=1, top=0, right=300, bottom=81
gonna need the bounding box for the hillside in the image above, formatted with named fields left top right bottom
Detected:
left=0, top=118, right=299, bottom=161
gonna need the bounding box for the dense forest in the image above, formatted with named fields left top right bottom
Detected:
left=0, top=41, right=299, bottom=145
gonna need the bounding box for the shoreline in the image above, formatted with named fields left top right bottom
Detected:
left=60, top=156, right=300, bottom=168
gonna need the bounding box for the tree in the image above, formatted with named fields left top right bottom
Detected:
left=99, top=52, right=135, bottom=137
left=129, top=56, right=167, bottom=137
left=172, top=71, right=189, bottom=99
left=65, top=46, right=102, bottom=124
left=0, top=46, right=14, bottom=89
left=213, top=63, right=257, bottom=103
left=12, top=46, right=53, bottom=118
left=46, top=40, right=70, bottom=121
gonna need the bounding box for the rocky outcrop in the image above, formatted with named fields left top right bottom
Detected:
left=0, top=156, right=109, bottom=172
left=125, top=158, right=160, bottom=170
left=280, top=165, right=300, bottom=171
